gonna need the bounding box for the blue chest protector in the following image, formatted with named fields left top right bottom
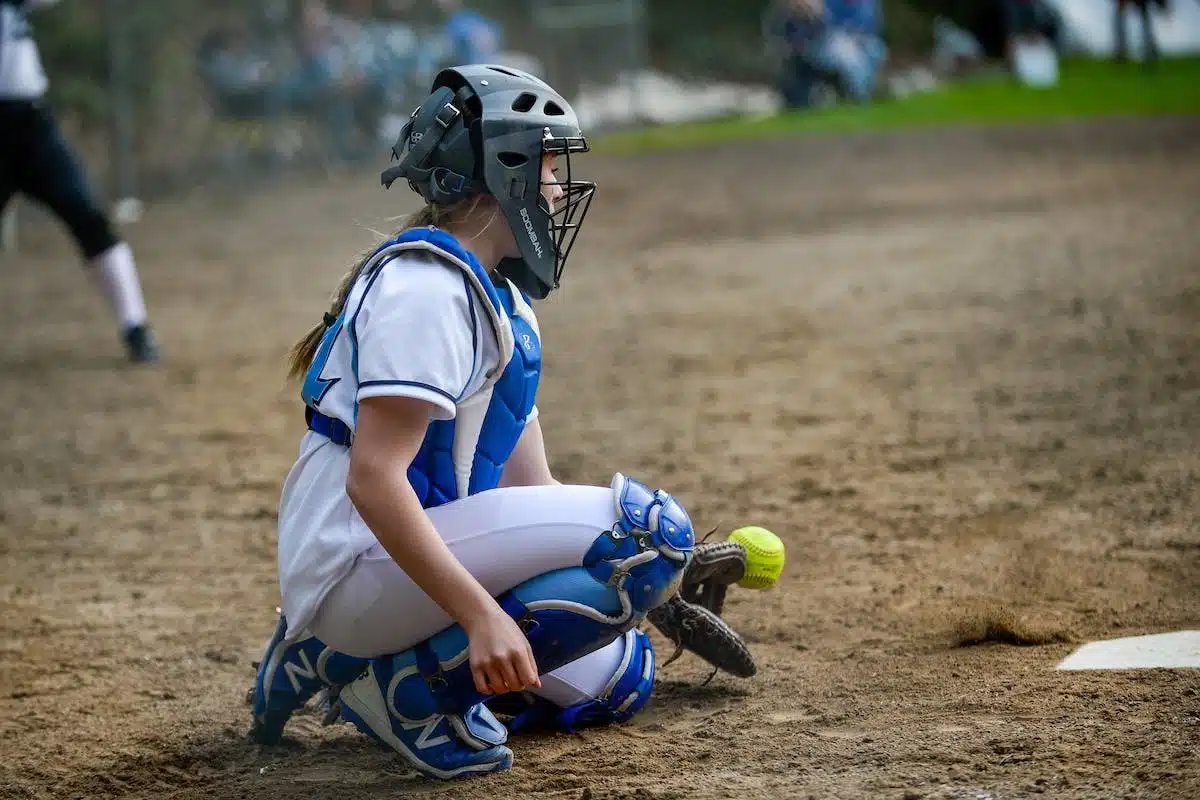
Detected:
left=303, top=227, right=540, bottom=510
left=406, top=248, right=542, bottom=508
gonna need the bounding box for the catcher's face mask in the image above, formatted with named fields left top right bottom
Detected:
left=536, top=129, right=595, bottom=292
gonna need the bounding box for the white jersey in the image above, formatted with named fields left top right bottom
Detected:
left=305, top=246, right=508, bottom=427
left=277, top=243, right=539, bottom=640
left=0, top=1, right=55, bottom=100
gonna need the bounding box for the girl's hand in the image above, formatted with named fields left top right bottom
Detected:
left=465, top=608, right=542, bottom=695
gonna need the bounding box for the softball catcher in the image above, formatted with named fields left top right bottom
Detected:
left=247, top=64, right=759, bottom=780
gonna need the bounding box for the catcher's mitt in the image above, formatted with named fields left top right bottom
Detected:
left=646, top=539, right=757, bottom=680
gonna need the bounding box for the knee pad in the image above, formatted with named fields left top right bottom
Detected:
left=558, top=628, right=656, bottom=729
left=582, top=472, right=696, bottom=615
left=488, top=628, right=657, bottom=734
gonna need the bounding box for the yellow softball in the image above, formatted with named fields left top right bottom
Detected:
left=728, top=526, right=786, bottom=590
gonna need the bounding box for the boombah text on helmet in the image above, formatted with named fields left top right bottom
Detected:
left=381, top=64, right=596, bottom=300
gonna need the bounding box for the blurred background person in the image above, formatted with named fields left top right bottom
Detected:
left=763, top=0, right=834, bottom=110
left=0, top=0, right=159, bottom=363
left=1001, top=0, right=1064, bottom=62
left=1000, top=0, right=1064, bottom=86
left=434, top=0, right=503, bottom=66
left=1115, top=0, right=1168, bottom=64
left=824, top=0, right=887, bottom=102
left=280, top=0, right=376, bottom=163
left=765, top=0, right=888, bottom=109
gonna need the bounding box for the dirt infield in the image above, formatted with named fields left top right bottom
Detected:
left=1, top=117, right=1198, bottom=800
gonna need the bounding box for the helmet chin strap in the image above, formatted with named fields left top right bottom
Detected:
left=497, top=256, right=551, bottom=300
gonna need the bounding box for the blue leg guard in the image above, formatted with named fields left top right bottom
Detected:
left=581, top=472, right=695, bottom=613
left=250, top=613, right=370, bottom=745
left=337, top=473, right=693, bottom=779
left=487, top=628, right=657, bottom=733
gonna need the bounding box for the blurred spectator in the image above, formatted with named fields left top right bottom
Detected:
left=763, top=0, right=832, bottom=109
left=1001, top=0, right=1064, bottom=87
left=823, top=0, right=888, bottom=101
left=434, top=0, right=503, bottom=66
left=932, top=16, right=985, bottom=77
left=197, top=27, right=276, bottom=113
left=259, top=0, right=371, bottom=162
left=337, top=0, right=416, bottom=142
left=1115, top=0, right=1168, bottom=64
left=1001, top=0, right=1063, bottom=60
left=764, top=0, right=888, bottom=108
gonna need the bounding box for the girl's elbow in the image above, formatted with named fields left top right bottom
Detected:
left=345, top=458, right=378, bottom=508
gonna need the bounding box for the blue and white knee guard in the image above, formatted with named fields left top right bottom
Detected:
left=337, top=473, right=693, bottom=779
left=250, top=613, right=370, bottom=745
left=487, top=628, right=657, bottom=733
left=582, top=473, right=696, bottom=613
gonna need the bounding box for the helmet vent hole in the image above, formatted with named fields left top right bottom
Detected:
left=488, top=66, right=522, bottom=77
left=498, top=151, right=529, bottom=168
left=511, top=92, right=538, bottom=113
left=543, top=100, right=565, bottom=116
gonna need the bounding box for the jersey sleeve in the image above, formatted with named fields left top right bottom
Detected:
left=351, top=256, right=484, bottom=421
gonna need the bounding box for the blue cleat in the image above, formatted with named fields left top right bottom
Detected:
left=249, top=613, right=369, bottom=745
left=337, top=654, right=515, bottom=780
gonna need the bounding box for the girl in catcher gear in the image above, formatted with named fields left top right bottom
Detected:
left=0, top=0, right=159, bottom=363
left=250, top=64, right=696, bottom=780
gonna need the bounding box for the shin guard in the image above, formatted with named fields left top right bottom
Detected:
left=487, top=628, right=657, bottom=733
left=337, top=473, right=693, bottom=779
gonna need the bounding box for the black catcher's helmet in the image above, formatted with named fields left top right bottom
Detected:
left=381, top=64, right=595, bottom=300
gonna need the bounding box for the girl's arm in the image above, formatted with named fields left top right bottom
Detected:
left=348, top=393, right=541, bottom=695
left=497, top=415, right=560, bottom=488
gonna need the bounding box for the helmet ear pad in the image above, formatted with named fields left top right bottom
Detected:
left=423, top=166, right=474, bottom=206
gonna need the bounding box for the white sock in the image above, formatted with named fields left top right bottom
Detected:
left=88, top=241, right=148, bottom=330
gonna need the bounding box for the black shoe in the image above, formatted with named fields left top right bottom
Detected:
left=123, top=323, right=161, bottom=364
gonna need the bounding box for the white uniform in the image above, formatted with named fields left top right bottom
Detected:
left=278, top=246, right=622, bottom=706
left=279, top=248, right=507, bottom=639
left=0, top=0, right=54, bottom=100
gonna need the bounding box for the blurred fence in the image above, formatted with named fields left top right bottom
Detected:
left=35, top=0, right=649, bottom=204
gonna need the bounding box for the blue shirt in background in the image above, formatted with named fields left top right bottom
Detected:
left=825, top=0, right=881, bottom=36
left=443, top=10, right=502, bottom=65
